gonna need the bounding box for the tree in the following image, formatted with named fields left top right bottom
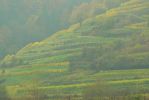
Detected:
left=69, top=1, right=106, bottom=24
left=1, top=69, right=6, bottom=74
left=83, top=80, right=115, bottom=100
left=22, top=79, right=48, bottom=100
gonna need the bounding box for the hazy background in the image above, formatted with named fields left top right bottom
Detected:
left=0, top=0, right=92, bottom=58
left=0, top=0, right=130, bottom=58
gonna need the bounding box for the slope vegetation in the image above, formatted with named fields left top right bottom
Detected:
left=0, top=0, right=149, bottom=99
left=1, top=0, right=149, bottom=71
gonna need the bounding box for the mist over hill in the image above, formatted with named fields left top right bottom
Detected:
left=0, top=0, right=92, bottom=58
left=1, top=0, right=149, bottom=71
left=0, top=0, right=132, bottom=58
left=0, top=0, right=149, bottom=99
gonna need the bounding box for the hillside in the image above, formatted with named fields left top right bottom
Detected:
left=0, top=0, right=149, bottom=99
left=1, top=0, right=149, bottom=71
left=0, top=0, right=134, bottom=58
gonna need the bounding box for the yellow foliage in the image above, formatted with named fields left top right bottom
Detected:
left=33, top=61, right=69, bottom=67
left=134, top=43, right=142, bottom=49
left=67, top=23, right=80, bottom=32
left=6, top=85, right=20, bottom=98
left=2, top=55, right=16, bottom=64
left=127, top=22, right=148, bottom=29
left=32, top=42, right=40, bottom=46
left=106, top=10, right=117, bottom=17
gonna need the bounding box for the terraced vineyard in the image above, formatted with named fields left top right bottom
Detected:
left=0, top=68, right=149, bottom=99
left=0, top=0, right=149, bottom=100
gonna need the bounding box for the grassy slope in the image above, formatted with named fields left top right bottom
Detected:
left=0, top=0, right=149, bottom=98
